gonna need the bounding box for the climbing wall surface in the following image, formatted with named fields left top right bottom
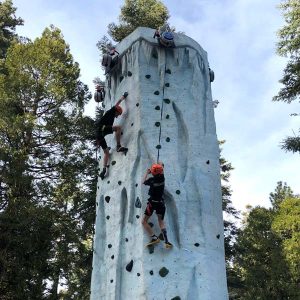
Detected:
left=91, top=27, right=228, bottom=300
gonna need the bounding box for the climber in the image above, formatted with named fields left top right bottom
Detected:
left=141, top=163, right=173, bottom=249
left=94, top=84, right=105, bottom=103
left=96, top=92, right=129, bottom=180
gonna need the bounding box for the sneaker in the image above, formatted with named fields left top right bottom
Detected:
left=99, top=168, right=107, bottom=180
left=117, top=146, right=128, bottom=152
left=146, top=237, right=160, bottom=247
left=165, top=242, right=173, bottom=249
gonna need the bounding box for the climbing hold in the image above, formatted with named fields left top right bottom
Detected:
left=209, top=68, right=215, bottom=82
left=111, top=161, right=116, bottom=166
left=118, top=181, right=122, bottom=185
left=136, top=103, right=139, bottom=107
left=107, top=181, right=110, bottom=184
left=105, top=196, right=111, bottom=203
left=106, top=216, right=110, bottom=220
left=171, top=297, right=181, bottom=300
left=108, top=244, right=112, bottom=249
left=163, top=99, right=171, bottom=104
left=148, top=222, right=154, bottom=228
left=128, top=71, right=132, bottom=76
left=206, top=160, right=210, bottom=164
left=148, top=245, right=154, bottom=254
left=154, top=91, right=160, bottom=95
left=159, top=267, right=169, bottom=277
left=176, top=190, right=181, bottom=195
left=96, top=202, right=98, bottom=206
left=135, top=197, right=142, bottom=208
left=110, top=279, right=113, bottom=283
left=166, top=137, right=170, bottom=142
left=155, top=122, right=160, bottom=127
left=137, top=273, right=140, bottom=277
left=111, top=255, right=114, bottom=259
left=125, top=238, right=128, bottom=242
left=136, top=215, right=140, bottom=219
left=135, top=183, right=138, bottom=187
left=166, top=114, right=170, bottom=119
left=165, top=83, right=170, bottom=87
left=145, top=74, right=151, bottom=79
left=149, top=270, right=154, bottom=275
left=159, top=233, right=164, bottom=240
left=156, top=144, right=161, bottom=149
left=126, top=260, right=133, bottom=272
left=216, top=234, right=220, bottom=239
left=155, top=105, right=160, bottom=110
left=120, top=75, right=124, bottom=82
left=131, top=123, right=134, bottom=126
left=194, top=243, right=200, bottom=247
left=121, top=132, right=123, bottom=135
left=165, top=69, right=171, bottom=74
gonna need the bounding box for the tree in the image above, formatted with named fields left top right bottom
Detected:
left=219, top=141, right=242, bottom=298
left=274, top=0, right=300, bottom=153
left=108, top=0, right=169, bottom=42
left=0, top=0, right=23, bottom=59
left=269, top=181, right=294, bottom=211
left=0, top=25, right=96, bottom=299
left=97, top=0, right=170, bottom=56
left=272, top=196, right=300, bottom=282
left=230, top=182, right=299, bottom=299
left=234, top=206, right=295, bottom=299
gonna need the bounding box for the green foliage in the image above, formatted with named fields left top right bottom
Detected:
left=0, top=25, right=96, bottom=298
left=272, top=196, right=300, bottom=280
left=230, top=182, right=299, bottom=299
left=108, top=0, right=169, bottom=42
left=274, top=0, right=300, bottom=153
left=269, top=181, right=294, bottom=211
left=0, top=0, right=23, bottom=59
left=234, top=207, right=296, bottom=299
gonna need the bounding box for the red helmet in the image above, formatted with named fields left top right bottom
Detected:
left=115, top=105, right=123, bottom=115
left=150, top=163, right=164, bottom=175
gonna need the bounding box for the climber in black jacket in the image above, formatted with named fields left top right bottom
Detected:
left=96, top=92, right=128, bottom=180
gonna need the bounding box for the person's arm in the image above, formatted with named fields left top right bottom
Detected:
left=115, top=92, right=128, bottom=106
left=142, top=168, right=151, bottom=184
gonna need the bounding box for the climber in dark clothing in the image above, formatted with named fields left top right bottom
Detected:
left=96, top=92, right=128, bottom=179
left=142, top=163, right=172, bottom=249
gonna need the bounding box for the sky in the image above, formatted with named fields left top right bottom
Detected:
left=12, top=0, right=299, bottom=212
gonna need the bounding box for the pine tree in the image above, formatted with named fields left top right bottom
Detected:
left=0, top=25, right=96, bottom=298
left=274, top=0, right=300, bottom=153
left=0, top=0, right=23, bottom=59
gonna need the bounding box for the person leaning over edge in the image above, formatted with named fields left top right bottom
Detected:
left=142, top=163, right=173, bottom=249
left=96, top=92, right=128, bottom=180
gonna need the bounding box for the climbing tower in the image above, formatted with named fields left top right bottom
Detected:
left=91, top=27, right=228, bottom=300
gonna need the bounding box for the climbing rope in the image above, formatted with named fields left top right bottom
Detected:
left=156, top=57, right=167, bottom=163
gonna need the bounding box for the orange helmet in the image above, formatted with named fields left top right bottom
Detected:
left=115, top=105, right=123, bottom=115
left=150, top=163, right=164, bottom=175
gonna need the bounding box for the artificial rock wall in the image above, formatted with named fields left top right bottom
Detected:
left=90, top=27, right=228, bottom=300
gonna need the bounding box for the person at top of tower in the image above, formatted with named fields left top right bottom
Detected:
left=142, top=163, right=173, bottom=249
left=96, top=92, right=129, bottom=180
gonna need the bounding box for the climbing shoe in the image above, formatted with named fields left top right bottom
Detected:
left=99, top=168, right=107, bottom=180
left=117, top=146, right=128, bottom=154
left=165, top=242, right=173, bottom=249
left=146, top=237, right=160, bottom=247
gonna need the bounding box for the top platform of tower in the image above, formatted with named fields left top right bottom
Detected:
left=114, top=27, right=208, bottom=61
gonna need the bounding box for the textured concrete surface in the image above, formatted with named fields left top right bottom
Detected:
left=90, top=27, right=228, bottom=300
